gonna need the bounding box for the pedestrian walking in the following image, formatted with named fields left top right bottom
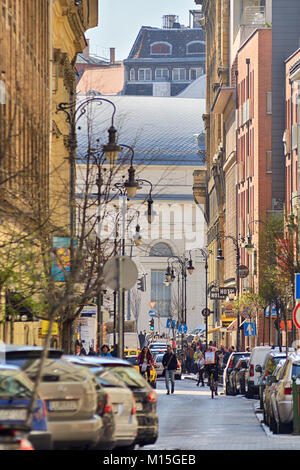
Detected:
left=138, top=331, right=146, bottom=349
left=194, top=346, right=205, bottom=386
left=100, top=344, right=112, bottom=357
left=162, top=344, right=178, bottom=395
left=75, top=341, right=86, bottom=356
left=88, top=346, right=97, bottom=356
left=184, top=343, right=194, bottom=374
left=137, top=346, right=154, bottom=382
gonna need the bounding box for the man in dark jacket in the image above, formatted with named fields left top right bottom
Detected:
left=162, top=344, right=178, bottom=395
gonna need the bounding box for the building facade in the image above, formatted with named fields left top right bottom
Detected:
left=123, top=13, right=205, bottom=97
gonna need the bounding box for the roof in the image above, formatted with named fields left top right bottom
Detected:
left=76, top=95, right=206, bottom=166
left=126, top=26, right=205, bottom=61
left=177, top=74, right=206, bottom=99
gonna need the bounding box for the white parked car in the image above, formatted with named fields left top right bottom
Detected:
left=245, top=346, right=272, bottom=398
left=153, top=353, right=182, bottom=380
left=64, top=356, right=138, bottom=450
left=268, top=354, right=300, bottom=434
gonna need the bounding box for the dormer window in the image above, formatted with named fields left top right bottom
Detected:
left=150, top=42, right=172, bottom=55
left=186, top=41, right=205, bottom=55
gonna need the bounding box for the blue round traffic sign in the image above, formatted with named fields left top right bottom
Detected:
left=178, top=323, right=187, bottom=334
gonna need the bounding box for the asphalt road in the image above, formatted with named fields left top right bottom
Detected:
left=140, top=376, right=300, bottom=450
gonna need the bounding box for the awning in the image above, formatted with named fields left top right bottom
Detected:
left=207, top=326, right=222, bottom=334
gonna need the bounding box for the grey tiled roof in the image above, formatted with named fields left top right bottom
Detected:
left=76, top=95, right=206, bottom=166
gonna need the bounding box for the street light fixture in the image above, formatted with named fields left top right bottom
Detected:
left=187, top=248, right=209, bottom=349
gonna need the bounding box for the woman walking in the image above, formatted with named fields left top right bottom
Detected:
left=137, top=346, right=154, bottom=382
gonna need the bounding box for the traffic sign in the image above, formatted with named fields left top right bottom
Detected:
left=238, top=265, right=249, bottom=278
left=293, top=302, right=300, bottom=329
left=244, top=322, right=256, bottom=336
left=103, top=256, right=138, bottom=291
left=166, top=319, right=176, bottom=328
left=178, top=323, right=187, bottom=334
left=202, top=308, right=211, bottom=317
left=295, top=274, right=300, bottom=300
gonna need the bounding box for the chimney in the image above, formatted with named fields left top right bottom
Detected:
left=82, top=39, right=90, bottom=59
left=110, top=47, right=115, bottom=64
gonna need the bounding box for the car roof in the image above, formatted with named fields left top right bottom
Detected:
left=63, top=355, right=133, bottom=367
left=4, top=345, right=63, bottom=358
left=0, top=364, right=20, bottom=371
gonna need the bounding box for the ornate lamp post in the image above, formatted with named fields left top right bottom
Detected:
left=187, top=248, right=209, bottom=349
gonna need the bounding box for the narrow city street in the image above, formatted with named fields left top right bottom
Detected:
left=141, top=377, right=300, bottom=451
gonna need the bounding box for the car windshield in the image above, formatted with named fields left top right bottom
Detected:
left=232, top=353, right=250, bottom=367
left=292, top=363, right=300, bottom=378
left=90, top=368, right=126, bottom=388
left=0, top=370, right=33, bottom=399
left=6, top=357, right=90, bottom=382
left=125, top=357, right=139, bottom=365
left=154, top=355, right=163, bottom=362
left=106, top=365, right=148, bottom=389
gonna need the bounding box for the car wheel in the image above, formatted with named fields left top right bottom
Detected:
left=270, top=413, right=277, bottom=434
left=225, top=381, right=231, bottom=395
left=246, top=384, right=254, bottom=399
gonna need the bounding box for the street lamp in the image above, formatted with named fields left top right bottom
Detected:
left=187, top=248, right=209, bottom=349
left=56, top=94, right=122, bottom=354
left=216, top=234, right=241, bottom=351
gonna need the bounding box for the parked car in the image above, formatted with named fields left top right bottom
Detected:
left=257, top=349, right=294, bottom=410
left=152, top=353, right=182, bottom=380
left=263, top=360, right=286, bottom=428
left=65, top=356, right=158, bottom=448
left=245, top=346, right=273, bottom=398
left=267, top=353, right=300, bottom=434
left=229, top=357, right=249, bottom=395
left=4, top=345, right=103, bottom=449
left=65, top=356, right=138, bottom=450
left=124, top=355, right=157, bottom=388
left=0, top=364, right=51, bottom=450
left=223, top=352, right=251, bottom=395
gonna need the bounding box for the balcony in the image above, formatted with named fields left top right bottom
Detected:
left=241, top=6, right=266, bottom=26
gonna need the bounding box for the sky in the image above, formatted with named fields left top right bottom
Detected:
left=85, top=0, right=201, bottom=61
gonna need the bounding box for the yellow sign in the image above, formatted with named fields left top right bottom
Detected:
left=41, top=320, right=58, bottom=336
left=221, top=315, right=236, bottom=327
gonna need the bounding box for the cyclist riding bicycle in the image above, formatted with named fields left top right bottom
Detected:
left=204, top=346, right=221, bottom=395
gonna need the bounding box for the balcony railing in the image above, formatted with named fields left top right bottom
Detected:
left=241, top=6, right=266, bottom=26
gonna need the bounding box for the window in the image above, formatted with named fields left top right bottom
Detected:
left=266, top=150, right=272, bottom=173
left=186, top=41, right=205, bottom=55
left=151, top=269, right=171, bottom=318
left=129, top=68, right=135, bottom=81
left=149, top=243, right=173, bottom=257
left=190, top=68, right=202, bottom=80
left=172, top=68, right=186, bottom=81
left=155, top=68, right=169, bottom=80
left=138, top=68, right=152, bottom=81
left=150, top=42, right=172, bottom=55
left=266, top=91, right=272, bottom=114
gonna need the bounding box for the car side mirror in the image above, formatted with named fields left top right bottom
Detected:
left=255, top=364, right=262, bottom=374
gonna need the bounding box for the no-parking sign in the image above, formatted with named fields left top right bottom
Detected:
left=293, top=302, right=300, bottom=329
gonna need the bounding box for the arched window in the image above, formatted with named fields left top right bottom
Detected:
left=149, top=242, right=174, bottom=257
left=150, top=42, right=172, bottom=55
left=186, top=41, right=205, bottom=55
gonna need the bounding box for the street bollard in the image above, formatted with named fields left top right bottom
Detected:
left=292, top=376, right=300, bottom=435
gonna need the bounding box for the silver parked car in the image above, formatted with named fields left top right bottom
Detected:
left=5, top=346, right=103, bottom=449
left=263, top=359, right=285, bottom=429
left=268, top=354, right=300, bottom=434
left=64, top=356, right=138, bottom=450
